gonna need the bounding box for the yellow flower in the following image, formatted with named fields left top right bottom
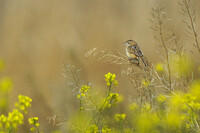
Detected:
left=77, top=94, right=80, bottom=99
left=141, top=79, right=150, bottom=87
left=81, top=85, right=90, bottom=93
left=114, top=80, right=118, bottom=87
left=29, top=118, right=34, bottom=125
left=129, top=102, right=138, bottom=111
left=107, top=82, right=110, bottom=87
left=110, top=93, right=119, bottom=103
left=115, top=113, right=126, bottom=122
left=86, top=124, right=99, bottom=133
left=4, top=109, right=24, bottom=130
left=33, top=117, right=38, bottom=121
left=16, top=95, right=32, bottom=113
left=102, top=126, right=111, bottom=133
left=111, top=74, right=116, bottom=82
left=105, top=73, right=118, bottom=88
left=0, top=115, right=7, bottom=123
left=81, top=93, right=85, bottom=97
left=29, top=117, right=39, bottom=125
left=105, top=73, right=112, bottom=82
left=35, top=123, right=40, bottom=127
left=30, top=127, right=35, bottom=131
left=155, top=63, right=164, bottom=72
left=19, top=105, right=25, bottom=111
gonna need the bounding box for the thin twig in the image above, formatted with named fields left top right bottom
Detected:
left=182, top=0, right=200, bottom=53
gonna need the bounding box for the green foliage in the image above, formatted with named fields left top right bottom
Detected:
left=66, top=71, right=200, bottom=133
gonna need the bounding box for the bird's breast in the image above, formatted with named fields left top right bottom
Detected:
left=126, top=48, right=136, bottom=58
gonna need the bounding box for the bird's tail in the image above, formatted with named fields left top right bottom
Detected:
left=140, top=57, right=148, bottom=67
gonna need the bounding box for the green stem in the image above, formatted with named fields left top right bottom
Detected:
left=86, top=82, right=112, bottom=129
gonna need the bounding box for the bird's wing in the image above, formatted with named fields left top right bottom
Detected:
left=135, top=45, right=143, bottom=57
left=140, top=57, right=149, bottom=67
left=128, top=45, right=143, bottom=57
left=127, top=45, right=135, bottom=54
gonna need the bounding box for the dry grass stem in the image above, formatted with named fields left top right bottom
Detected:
left=180, top=0, right=200, bottom=53
left=151, top=7, right=172, bottom=90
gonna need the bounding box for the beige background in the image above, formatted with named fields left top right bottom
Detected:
left=0, top=0, right=200, bottom=132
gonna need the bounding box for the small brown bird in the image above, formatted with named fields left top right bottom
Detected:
left=124, top=40, right=148, bottom=67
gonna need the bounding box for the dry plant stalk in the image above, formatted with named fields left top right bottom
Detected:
left=150, top=7, right=172, bottom=90
left=85, top=48, right=129, bottom=65
left=121, top=64, right=157, bottom=107
left=179, top=0, right=200, bottom=53
left=47, top=115, right=80, bottom=132
left=85, top=48, right=149, bottom=70
left=129, top=68, right=151, bottom=105
left=169, top=31, right=191, bottom=86
left=63, top=64, right=82, bottom=93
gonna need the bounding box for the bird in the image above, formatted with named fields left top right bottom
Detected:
left=124, top=40, right=148, bottom=67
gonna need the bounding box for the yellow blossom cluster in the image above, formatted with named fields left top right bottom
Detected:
left=0, top=95, right=32, bottom=132
left=105, top=73, right=118, bottom=87
left=0, top=109, right=24, bottom=131
left=29, top=117, right=40, bottom=132
left=15, top=95, right=32, bottom=114
left=86, top=124, right=99, bottom=133
left=77, top=85, right=90, bottom=99
left=102, top=126, right=111, bottom=133
left=102, top=93, right=119, bottom=109
left=115, top=113, right=126, bottom=122
left=86, top=124, right=111, bottom=133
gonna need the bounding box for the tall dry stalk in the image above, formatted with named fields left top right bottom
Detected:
left=169, top=31, right=190, bottom=85
left=179, top=0, right=200, bottom=53
left=150, top=7, right=172, bottom=90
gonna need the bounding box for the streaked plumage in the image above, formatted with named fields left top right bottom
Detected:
left=124, top=40, right=148, bottom=67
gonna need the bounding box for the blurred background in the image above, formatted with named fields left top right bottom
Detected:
left=0, top=0, right=200, bottom=132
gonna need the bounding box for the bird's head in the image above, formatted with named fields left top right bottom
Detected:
left=124, top=40, right=137, bottom=46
